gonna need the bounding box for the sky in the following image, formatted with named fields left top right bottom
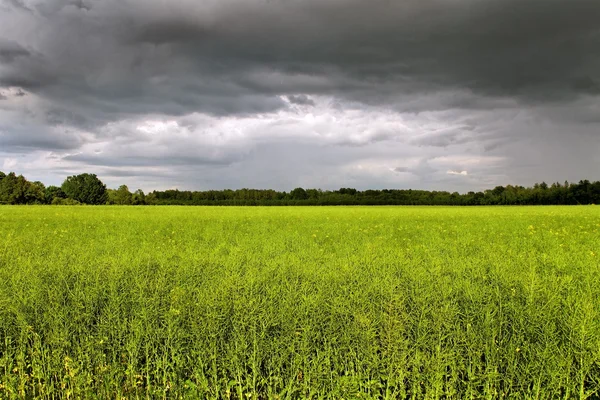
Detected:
left=1, top=0, right=599, bottom=192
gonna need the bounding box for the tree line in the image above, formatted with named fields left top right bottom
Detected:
left=1, top=170, right=600, bottom=206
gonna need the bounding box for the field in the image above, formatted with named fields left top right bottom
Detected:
left=0, top=206, right=599, bottom=399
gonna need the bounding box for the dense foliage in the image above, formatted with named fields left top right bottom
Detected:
left=0, top=172, right=45, bottom=205
left=147, top=181, right=600, bottom=205
left=1, top=206, right=598, bottom=398
left=61, top=173, right=109, bottom=205
left=2, top=169, right=600, bottom=205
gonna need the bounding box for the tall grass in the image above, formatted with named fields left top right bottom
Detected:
left=0, top=206, right=599, bottom=398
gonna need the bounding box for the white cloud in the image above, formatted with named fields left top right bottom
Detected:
left=447, top=170, right=468, bottom=176
left=2, top=157, right=18, bottom=169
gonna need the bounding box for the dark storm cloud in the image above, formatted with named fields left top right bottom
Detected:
left=0, top=126, right=84, bottom=151
left=3, top=0, right=599, bottom=120
left=287, top=94, right=315, bottom=107
left=0, top=39, right=30, bottom=63
left=123, top=0, right=600, bottom=103
left=1, top=0, right=599, bottom=191
left=0, top=41, right=57, bottom=89
left=63, top=152, right=240, bottom=168
left=571, top=77, right=600, bottom=95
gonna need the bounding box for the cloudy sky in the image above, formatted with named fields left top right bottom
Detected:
left=1, top=0, right=599, bottom=192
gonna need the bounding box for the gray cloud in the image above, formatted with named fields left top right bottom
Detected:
left=0, top=39, right=30, bottom=63
left=1, top=0, right=32, bottom=12
left=0, top=0, right=599, bottom=191
left=0, top=125, right=84, bottom=151
left=287, top=94, right=315, bottom=107
left=63, top=152, right=241, bottom=168
left=571, top=76, right=600, bottom=95
left=4, top=0, right=599, bottom=116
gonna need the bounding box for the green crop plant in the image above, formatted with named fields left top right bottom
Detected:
left=0, top=206, right=599, bottom=398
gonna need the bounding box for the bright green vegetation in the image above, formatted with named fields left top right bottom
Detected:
left=0, top=206, right=599, bottom=399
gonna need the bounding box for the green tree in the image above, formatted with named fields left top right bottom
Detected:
left=0, top=172, right=17, bottom=203
left=132, top=189, right=146, bottom=205
left=26, top=181, right=46, bottom=203
left=45, top=186, right=66, bottom=204
left=0, top=173, right=44, bottom=204
left=338, top=188, right=357, bottom=196
left=290, top=187, right=308, bottom=200
left=115, top=185, right=133, bottom=205
left=0, top=173, right=23, bottom=204
left=61, top=173, right=108, bottom=205
left=106, top=189, right=117, bottom=205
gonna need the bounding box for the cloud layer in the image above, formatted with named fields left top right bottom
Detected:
left=1, top=0, right=599, bottom=191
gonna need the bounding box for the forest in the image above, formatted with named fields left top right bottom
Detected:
left=1, top=170, right=600, bottom=206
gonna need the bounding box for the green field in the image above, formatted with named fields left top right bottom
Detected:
left=0, top=206, right=599, bottom=399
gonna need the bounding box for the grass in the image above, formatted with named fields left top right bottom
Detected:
left=0, top=206, right=599, bottom=399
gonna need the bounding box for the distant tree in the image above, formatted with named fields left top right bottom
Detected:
left=145, top=191, right=157, bottom=204
left=132, top=189, right=146, bottom=205
left=45, top=186, right=66, bottom=204
left=0, top=171, right=5, bottom=203
left=338, top=188, right=357, bottom=196
left=2, top=173, right=24, bottom=203
left=106, top=189, right=117, bottom=204
left=573, top=180, right=592, bottom=204
left=3, top=168, right=600, bottom=207
left=114, top=185, right=133, bottom=205
left=0, top=173, right=45, bottom=204
left=306, top=189, right=321, bottom=199
left=61, top=173, right=108, bottom=205
left=27, top=181, right=46, bottom=203
left=492, top=186, right=506, bottom=196
left=290, top=187, right=308, bottom=200
left=0, top=172, right=17, bottom=203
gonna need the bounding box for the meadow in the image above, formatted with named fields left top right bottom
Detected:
left=0, top=206, right=599, bottom=399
